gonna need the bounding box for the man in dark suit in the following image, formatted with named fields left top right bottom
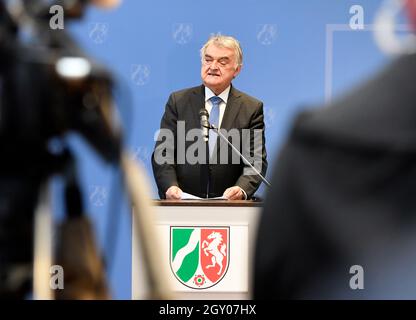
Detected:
left=254, top=37, right=416, bottom=299
left=152, top=35, right=267, bottom=200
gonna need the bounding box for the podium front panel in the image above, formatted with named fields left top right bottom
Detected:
left=132, top=200, right=262, bottom=300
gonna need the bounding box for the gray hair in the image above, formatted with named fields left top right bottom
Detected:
left=200, top=34, right=243, bottom=67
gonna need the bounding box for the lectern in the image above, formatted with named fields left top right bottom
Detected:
left=132, top=200, right=262, bottom=299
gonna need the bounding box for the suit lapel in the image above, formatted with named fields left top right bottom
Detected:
left=220, top=86, right=242, bottom=131
left=189, top=84, right=242, bottom=129
left=189, top=85, right=205, bottom=128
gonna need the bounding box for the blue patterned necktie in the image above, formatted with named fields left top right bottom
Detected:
left=209, top=96, right=222, bottom=157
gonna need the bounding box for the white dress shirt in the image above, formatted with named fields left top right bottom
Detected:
left=204, top=86, right=230, bottom=128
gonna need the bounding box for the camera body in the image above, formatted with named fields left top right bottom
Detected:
left=0, top=0, right=120, bottom=297
left=0, top=0, right=120, bottom=165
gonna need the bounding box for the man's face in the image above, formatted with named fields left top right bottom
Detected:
left=201, top=44, right=241, bottom=95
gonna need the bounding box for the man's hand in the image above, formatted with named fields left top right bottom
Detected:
left=165, top=186, right=183, bottom=200
left=223, top=186, right=245, bottom=200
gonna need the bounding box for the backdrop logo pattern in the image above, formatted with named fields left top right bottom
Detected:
left=264, top=106, right=277, bottom=128
left=88, top=22, right=109, bottom=44
left=172, top=23, right=193, bottom=44
left=131, top=64, right=151, bottom=86
left=257, top=24, right=278, bottom=45
left=170, top=227, right=230, bottom=289
left=132, top=146, right=151, bottom=162
left=89, top=185, right=108, bottom=207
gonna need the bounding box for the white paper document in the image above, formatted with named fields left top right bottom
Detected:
left=181, top=192, right=227, bottom=200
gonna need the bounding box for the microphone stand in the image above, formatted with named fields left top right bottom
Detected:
left=205, top=123, right=272, bottom=188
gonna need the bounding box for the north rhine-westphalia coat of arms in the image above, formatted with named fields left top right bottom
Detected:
left=170, top=227, right=230, bottom=289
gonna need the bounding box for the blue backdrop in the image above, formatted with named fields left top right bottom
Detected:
left=54, top=0, right=393, bottom=298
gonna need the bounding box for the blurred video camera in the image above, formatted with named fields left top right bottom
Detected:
left=0, top=0, right=121, bottom=298
left=0, top=0, right=120, bottom=163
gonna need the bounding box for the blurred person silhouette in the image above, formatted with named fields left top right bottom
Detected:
left=0, top=0, right=121, bottom=299
left=254, top=0, right=416, bottom=299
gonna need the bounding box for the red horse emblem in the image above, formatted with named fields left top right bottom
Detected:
left=201, top=229, right=229, bottom=283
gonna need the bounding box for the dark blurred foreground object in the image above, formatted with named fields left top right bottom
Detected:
left=254, top=50, right=416, bottom=299
left=1, top=0, right=172, bottom=300
left=0, top=0, right=120, bottom=299
left=55, top=216, right=110, bottom=300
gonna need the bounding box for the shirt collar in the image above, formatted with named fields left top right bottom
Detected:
left=205, top=85, right=231, bottom=104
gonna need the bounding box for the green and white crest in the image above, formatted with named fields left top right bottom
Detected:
left=170, top=226, right=229, bottom=289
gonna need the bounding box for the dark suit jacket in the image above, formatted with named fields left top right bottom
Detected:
left=254, top=53, right=416, bottom=299
left=152, top=85, right=267, bottom=199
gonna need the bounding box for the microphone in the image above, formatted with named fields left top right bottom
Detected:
left=199, top=108, right=271, bottom=188
left=209, top=123, right=272, bottom=188
left=199, top=108, right=210, bottom=142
